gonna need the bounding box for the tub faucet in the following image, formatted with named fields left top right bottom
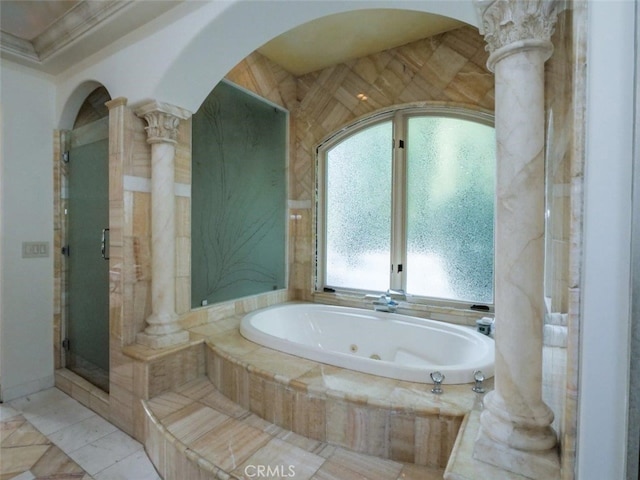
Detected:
left=372, top=294, right=398, bottom=313
left=430, top=371, right=445, bottom=394
left=472, top=370, right=485, bottom=393
left=386, top=288, right=406, bottom=300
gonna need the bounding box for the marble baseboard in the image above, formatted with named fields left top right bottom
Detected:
left=54, top=369, right=110, bottom=421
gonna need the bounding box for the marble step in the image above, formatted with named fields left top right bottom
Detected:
left=143, top=376, right=444, bottom=480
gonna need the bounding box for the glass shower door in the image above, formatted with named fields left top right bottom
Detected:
left=66, top=119, right=110, bottom=392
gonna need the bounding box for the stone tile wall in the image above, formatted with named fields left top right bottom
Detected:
left=51, top=20, right=580, bottom=476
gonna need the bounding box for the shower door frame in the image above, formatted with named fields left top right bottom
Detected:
left=627, top=1, right=640, bottom=477
left=55, top=117, right=111, bottom=392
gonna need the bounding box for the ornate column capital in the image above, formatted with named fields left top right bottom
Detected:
left=474, top=0, right=560, bottom=70
left=134, top=100, right=191, bottom=144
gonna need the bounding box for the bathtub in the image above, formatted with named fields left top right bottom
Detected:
left=240, top=303, right=494, bottom=384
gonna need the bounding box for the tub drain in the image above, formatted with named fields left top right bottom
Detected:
left=350, top=344, right=358, bottom=353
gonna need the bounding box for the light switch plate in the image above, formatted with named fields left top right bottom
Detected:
left=22, top=241, right=49, bottom=258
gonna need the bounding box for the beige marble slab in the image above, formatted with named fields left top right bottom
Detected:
left=312, top=447, right=403, bottom=480
left=0, top=444, right=51, bottom=477
left=1, top=419, right=49, bottom=447
left=146, top=391, right=195, bottom=419
left=233, top=437, right=325, bottom=480
left=207, top=330, right=262, bottom=357
left=164, top=402, right=230, bottom=444
left=190, top=418, right=271, bottom=472
left=31, top=444, right=85, bottom=477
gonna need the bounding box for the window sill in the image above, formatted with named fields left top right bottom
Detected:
left=311, top=290, right=493, bottom=327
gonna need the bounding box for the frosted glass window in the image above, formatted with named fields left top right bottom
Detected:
left=319, top=108, right=495, bottom=306
left=406, top=117, right=495, bottom=303
left=325, top=122, right=393, bottom=290
left=191, top=81, right=287, bottom=307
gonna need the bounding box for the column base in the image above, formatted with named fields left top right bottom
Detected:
left=473, top=428, right=560, bottom=480
left=136, top=330, right=189, bottom=349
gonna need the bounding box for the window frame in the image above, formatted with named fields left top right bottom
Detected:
left=316, top=105, right=495, bottom=310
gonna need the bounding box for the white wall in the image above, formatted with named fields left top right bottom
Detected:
left=0, top=0, right=636, bottom=474
left=0, top=60, right=56, bottom=401
left=55, top=0, right=478, bottom=119
left=578, top=1, right=636, bottom=478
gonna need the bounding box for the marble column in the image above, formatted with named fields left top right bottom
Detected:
left=472, top=1, right=560, bottom=479
left=135, top=101, right=191, bottom=348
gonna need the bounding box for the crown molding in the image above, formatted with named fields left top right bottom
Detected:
left=32, top=1, right=131, bottom=62
left=0, top=0, right=181, bottom=74
left=1, top=1, right=129, bottom=63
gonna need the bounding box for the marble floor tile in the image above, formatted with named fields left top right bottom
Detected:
left=68, top=430, right=143, bottom=476
left=0, top=444, right=51, bottom=478
left=93, top=450, right=160, bottom=480
left=7, top=387, right=72, bottom=415
left=11, top=471, right=37, bottom=480
left=2, top=418, right=49, bottom=447
left=48, top=414, right=118, bottom=454
left=30, top=444, right=86, bottom=477
left=26, top=400, right=96, bottom=435
left=0, top=404, right=20, bottom=421
left=3, top=388, right=156, bottom=480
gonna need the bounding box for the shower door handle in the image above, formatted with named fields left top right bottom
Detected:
left=101, top=228, right=109, bottom=260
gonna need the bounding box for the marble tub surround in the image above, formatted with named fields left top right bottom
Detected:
left=134, top=100, right=192, bottom=349
left=200, top=322, right=492, bottom=469
left=471, top=1, right=561, bottom=479
left=144, top=376, right=445, bottom=480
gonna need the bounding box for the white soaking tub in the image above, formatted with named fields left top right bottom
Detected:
left=240, top=303, right=494, bottom=384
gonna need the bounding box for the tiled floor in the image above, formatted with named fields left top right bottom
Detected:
left=1, top=387, right=159, bottom=480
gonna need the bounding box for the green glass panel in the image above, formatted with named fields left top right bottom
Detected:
left=67, top=120, right=109, bottom=392
left=325, top=121, right=393, bottom=291
left=406, top=116, right=495, bottom=303
left=191, top=82, right=287, bottom=306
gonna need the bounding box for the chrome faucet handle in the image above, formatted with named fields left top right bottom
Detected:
left=386, top=288, right=406, bottom=300
left=430, top=371, right=445, bottom=394
left=472, top=370, right=485, bottom=393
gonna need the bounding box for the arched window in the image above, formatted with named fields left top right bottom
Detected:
left=317, top=106, right=495, bottom=306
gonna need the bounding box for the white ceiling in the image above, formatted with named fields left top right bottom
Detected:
left=0, top=1, right=465, bottom=76
left=1, top=0, right=82, bottom=41
left=258, top=10, right=464, bottom=76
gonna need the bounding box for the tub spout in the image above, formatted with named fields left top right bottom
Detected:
left=371, top=294, right=398, bottom=313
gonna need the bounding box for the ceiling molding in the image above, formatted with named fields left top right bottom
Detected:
left=0, top=31, right=38, bottom=62
left=0, top=0, right=130, bottom=64
left=31, top=0, right=131, bottom=62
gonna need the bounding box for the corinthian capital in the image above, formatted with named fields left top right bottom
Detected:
left=134, top=100, right=191, bottom=144
left=475, top=0, right=559, bottom=69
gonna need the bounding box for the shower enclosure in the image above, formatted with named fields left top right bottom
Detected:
left=64, top=116, right=110, bottom=392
